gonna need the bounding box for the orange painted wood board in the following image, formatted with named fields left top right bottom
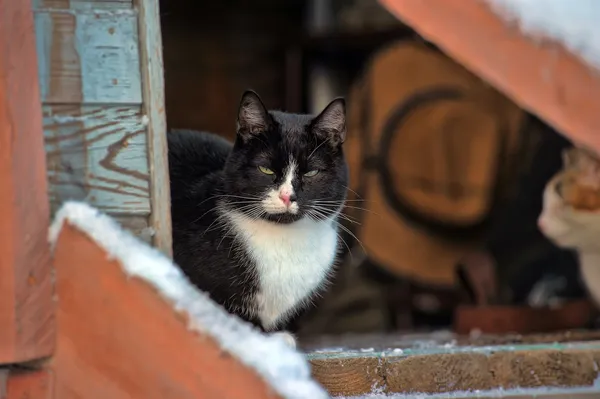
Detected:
left=5, top=369, right=54, bottom=399
left=379, top=0, right=600, bottom=152
left=0, top=0, right=55, bottom=364
left=50, top=221, right=280, bottom=399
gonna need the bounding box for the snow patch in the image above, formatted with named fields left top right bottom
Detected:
left=484, top=0, right=600, bottom=70
left=49, top=201, right=328, bottom=399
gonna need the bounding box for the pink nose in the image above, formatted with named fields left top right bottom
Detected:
left=279, top=193, right=291, bottom=206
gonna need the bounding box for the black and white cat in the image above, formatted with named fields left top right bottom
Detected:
left=168, top=90, right=349, bottom=346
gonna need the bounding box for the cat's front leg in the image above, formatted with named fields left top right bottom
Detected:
left=271, top=331, right=297, bottom=348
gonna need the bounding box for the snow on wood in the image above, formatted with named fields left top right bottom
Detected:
left=485, top=0, right=600, bottom=70
left=49, top=201, right=328, bottom=399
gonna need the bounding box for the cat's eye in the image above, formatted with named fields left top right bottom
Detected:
left=304, top=169, right=319, bottom=177
left=258, top=166, right=274, bottom=175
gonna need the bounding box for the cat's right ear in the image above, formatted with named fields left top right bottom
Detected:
left=237, top=90, right=270, bottom=142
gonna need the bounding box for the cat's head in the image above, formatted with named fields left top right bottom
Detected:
left=222, top=90, right=349, bottom=224
left=538, top=147, right=600, bottom=252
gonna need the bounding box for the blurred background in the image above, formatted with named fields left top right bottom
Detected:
left=159, top=0, right=592, bottom=342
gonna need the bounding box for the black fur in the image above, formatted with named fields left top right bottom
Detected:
left=169, top=90, right=349, bottom=330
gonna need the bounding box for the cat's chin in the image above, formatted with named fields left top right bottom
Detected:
left=263, top=213, right=303, bottom=224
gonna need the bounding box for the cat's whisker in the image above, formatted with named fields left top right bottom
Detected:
left=336, top=231, right=352, bottom=261
left=309, top=205, right=360, bottom=225
left=222, top=201, right=261, bottom=207
left=202, top=214, right=228, bottom=235
left=309, top=208, right=366, bottom=254
left=340, top=184, right=362, bottom=199
left=206, top=204, right=263, bottom=234
left=334, top=220, right=366, bottom=254
left=201, top=203, right=260, bottom=234
left=310, top=200, right=377, bottom=216
left=341, top=204, right=379, bottom=215
left=192, top=199, right=260, bottom=225
left=309, top=203, right=362, bottom=220
left=306, top=208, right=352, bottom=256
left=217, top=224, right=238, bottom=250
left=193, top=207, right=219, bottom=224
left=312, top=199, right=367, bottom=204
left=312, top=203, right=379, bottom=218
left=194, top=193, right=262, bottom=209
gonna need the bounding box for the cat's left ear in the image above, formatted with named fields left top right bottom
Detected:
left=312, top=98, right=346, bottom=146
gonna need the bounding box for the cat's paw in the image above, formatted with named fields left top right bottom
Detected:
left=271, top=331, right=297, bottom=348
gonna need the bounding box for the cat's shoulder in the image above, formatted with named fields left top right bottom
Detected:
left=168, top=129, right=232, bottom=155
left=168, top=129, right=232, bottom=183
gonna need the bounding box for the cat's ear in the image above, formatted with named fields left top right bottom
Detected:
left=312, top=98, right=346, bottom=146
left=576, top=148, right=600, bottom=189
left=237, top=90, right=270, bottom=141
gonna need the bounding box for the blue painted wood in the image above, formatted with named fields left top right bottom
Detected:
left=34, top=9, right=142, bottom=104
left=32, top=0, right=132, bottom=10
left=44, top=105, right=151, bottom=214
left=32, top=0, right=168, bottom=248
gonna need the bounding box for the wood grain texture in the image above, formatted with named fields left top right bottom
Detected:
left=33, top=0, right=132, bottom=10
left=309, top=345, right=600, bottom=396
left=0, top=0, right=56, bottom=364
left=135, top=0, right=173, bottom=257
left=44, top=105, right=151, bottom=215
left=50, top=222, right=280, bottom=399
left=310, top=357, right=385, bottom=397
left=5, top=369, right=53, bottom=399
left=378, top=0, right=600, bottom=153
left=34, top=9, right=142, bottom=104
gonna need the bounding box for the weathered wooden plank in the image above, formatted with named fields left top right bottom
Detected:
left=34, top=9, right=142, bottom=104
left=136, top=0, right=173, bottom=256
left=310, top=357, right=385, bottom=397
left=0, top=0, right=56, bottom=364
left=309, top=344, right=600, bottom=396
left=44, top=105, right=151, bottom=214
left=33, top=0, right=132, bottom=10
left=50, top=222, right=279, bottom=399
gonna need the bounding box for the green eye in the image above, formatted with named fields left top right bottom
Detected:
left=258, top=166, right=274, bottom=175
left=304, top=169, right=319, bottom=177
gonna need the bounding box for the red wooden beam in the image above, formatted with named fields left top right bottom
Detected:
left=50, top=222, right=279, bottom=399
left=379, top=0, right=600, bottom=152
left=0, top=0, right=55, bottom=363
left=5, top=370, right=54, bottom=399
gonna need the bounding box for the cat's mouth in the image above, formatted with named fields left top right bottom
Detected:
left=263, top=212, right=303, bottom=224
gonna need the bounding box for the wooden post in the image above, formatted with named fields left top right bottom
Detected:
left=136, top=0, right=173, bottom=257
left=0, top=0, right=55, bottom=363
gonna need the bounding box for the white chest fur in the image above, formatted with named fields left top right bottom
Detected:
left=226, top=211, right=338, bottom=330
